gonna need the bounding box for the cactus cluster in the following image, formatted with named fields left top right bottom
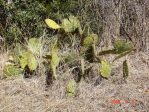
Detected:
left=44, top=16, right=134, bottom=95
left=3, top=16, right=134, bottom=96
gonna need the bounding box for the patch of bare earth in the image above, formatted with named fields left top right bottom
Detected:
left=0, top=52, right=148, bottom=112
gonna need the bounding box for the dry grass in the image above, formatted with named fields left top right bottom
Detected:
left=0, top=1, right=149, bottom=111
left=0, top=52, right=8, bottom=79
left=0, top=51, right=148, bottom=112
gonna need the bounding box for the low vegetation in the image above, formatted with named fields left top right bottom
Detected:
left=3, top=15, right=134, bottom=96
left=0, top=1, right=148, bottom=111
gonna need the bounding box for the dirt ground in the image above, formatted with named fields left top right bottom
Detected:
left=0, top=51, right=149, bottom=112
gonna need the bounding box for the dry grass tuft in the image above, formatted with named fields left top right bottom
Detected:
left=0, top=51, right=9, bottom=79
left=0, top=51, right=148, bottom=112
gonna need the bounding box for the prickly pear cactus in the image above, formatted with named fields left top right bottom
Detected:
left=50, top=46, right=60, bottom=79
left=66, top=80, right=77, bottom=97
left=27, top=38, right=42, bottom=55
left=19, top=52, right=38, bottom=71
left=100, top=60, right=112, bottom=78
left=61, top=16, right=80, bottom=33
left=123, top=60, right=129, bottom=79
left=83, top=33, right=98, bottom=47
left=45, top=19, right=61, bottom=29
left=114, top=40, right=133, bottom=54
left=3, top=64, right=23, bottom=77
